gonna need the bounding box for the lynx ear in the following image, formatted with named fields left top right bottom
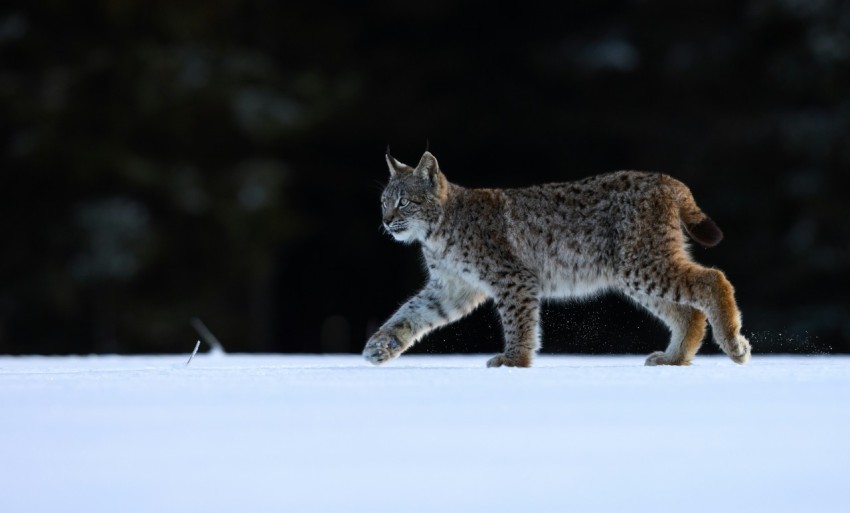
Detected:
left=385, top=146, right=408, bottom=176
left=414, top=151, right=439, bottom=180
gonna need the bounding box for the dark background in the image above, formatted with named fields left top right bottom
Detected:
left=2, top=0, right=848, bottom=356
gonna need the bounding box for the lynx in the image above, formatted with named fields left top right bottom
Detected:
left=363, top=150, right=751, bottom=368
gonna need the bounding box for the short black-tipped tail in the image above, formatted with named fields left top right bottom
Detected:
left=685, top=217, right=723, bottom=248
left=671, top=177, right=724, bottom=248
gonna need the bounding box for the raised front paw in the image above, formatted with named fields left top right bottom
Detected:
left=363, top=332, right=404, bottom=365
left=486, top=352, right=532, bottom=368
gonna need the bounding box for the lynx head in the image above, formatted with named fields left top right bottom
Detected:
left=380, top=150, right=449, bottom=243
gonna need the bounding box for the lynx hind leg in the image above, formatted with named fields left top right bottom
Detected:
left=624, top=262, right=751, bottom=365
left=682, top=266, right=751, bottom=364
left=630, top=294, right=707, bottom=366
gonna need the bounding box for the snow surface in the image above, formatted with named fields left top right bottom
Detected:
left=1, top=354, right=848, bottom=513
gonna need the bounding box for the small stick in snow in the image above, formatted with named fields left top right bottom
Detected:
left=186, top=340, right=201, bottom=366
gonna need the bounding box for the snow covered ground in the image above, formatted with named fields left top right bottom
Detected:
left=1, top=353, right=848, bottom=513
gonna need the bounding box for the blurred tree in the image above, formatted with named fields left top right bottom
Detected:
left=1, top=0, right=848, bottom=355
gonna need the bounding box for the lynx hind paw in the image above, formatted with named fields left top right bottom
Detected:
left=486, top=353, right=532, bottom=368
left=363, top=333, right=404, bottom=365
left=727, top=334, right=752, bottom=365
left=644, top=351, right=691, bottom=366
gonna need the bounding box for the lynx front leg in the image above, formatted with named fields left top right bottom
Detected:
left=487, top=283, right=541, bottom=368
left=364, top=278, right=486, bottom=365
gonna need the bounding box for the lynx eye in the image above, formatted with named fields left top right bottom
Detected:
left=398, top=198, right=410, bottom=208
